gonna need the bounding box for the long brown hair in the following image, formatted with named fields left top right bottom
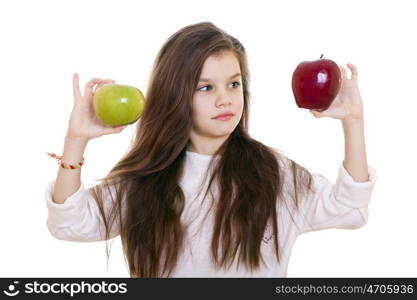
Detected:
left=90, top=21, right=315, bottom=277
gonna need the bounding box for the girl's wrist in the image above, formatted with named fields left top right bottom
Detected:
left=65, top=133, right=90, bottom=144
left=342, top=116, right=364, bottom=126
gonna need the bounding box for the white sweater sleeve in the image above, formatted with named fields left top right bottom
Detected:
left=296, top=161, right=377, bottom=234
left=44, top=180, right=121, bottom=242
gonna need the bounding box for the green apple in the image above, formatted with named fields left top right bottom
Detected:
left=93, top=84, right=145, bottom=127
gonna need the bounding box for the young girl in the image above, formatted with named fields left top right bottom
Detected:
left=45, top=22, right=377, bottom=277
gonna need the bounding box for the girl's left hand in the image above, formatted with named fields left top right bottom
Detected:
left=309, top=63, right=364, bottom=121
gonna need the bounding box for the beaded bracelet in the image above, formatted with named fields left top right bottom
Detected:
left=47, top=152, right=84, bottom=169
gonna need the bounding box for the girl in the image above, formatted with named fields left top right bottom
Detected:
left=45, top=22, right=377, bottom=277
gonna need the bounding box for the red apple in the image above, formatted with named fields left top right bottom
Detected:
left=292, top=54, right=342, bottom=111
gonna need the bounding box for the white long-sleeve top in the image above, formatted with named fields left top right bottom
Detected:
left=45, top=150, right=377, bottom=277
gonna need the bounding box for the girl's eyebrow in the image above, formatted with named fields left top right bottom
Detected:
left=199, top=72, right=241, bottom=82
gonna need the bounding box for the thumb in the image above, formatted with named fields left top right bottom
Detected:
left=105, top=125, right=128, bottom=135
left=309, top=109, right=323, bottom=118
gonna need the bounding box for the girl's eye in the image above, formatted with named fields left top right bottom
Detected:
left=231, top=81, right=241, bottom=88
left=198, top=85, right=212, bottom=92
left=197, top=81, right=241, bottom=92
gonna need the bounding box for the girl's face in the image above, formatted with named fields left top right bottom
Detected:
left=190, top=51, right=244, bottom=149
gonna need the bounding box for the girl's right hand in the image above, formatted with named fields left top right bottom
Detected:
left=66, top=73, right=128, bottom=141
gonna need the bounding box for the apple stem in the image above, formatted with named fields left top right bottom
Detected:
left=320, top=54, right=324, bottom=59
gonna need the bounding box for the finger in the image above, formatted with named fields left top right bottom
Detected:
left=84, top=77, right=103, bottom=99
left=347, top=63, right=358, bottom=81
left=93, top=79, right=113, bottom=93
left=339, top=65, right=347, bottom=80
left=72, top=73, right=82, bottom=103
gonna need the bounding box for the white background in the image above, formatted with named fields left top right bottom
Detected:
left=1, top=0, right=416, bottom=277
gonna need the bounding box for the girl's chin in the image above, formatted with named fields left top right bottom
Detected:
left=210, top=127, right=236, bottom=137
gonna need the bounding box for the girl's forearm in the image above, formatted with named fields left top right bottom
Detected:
left=53, top=135, right=89, bottom=204
left=341, top=117, right=369, bottom=182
